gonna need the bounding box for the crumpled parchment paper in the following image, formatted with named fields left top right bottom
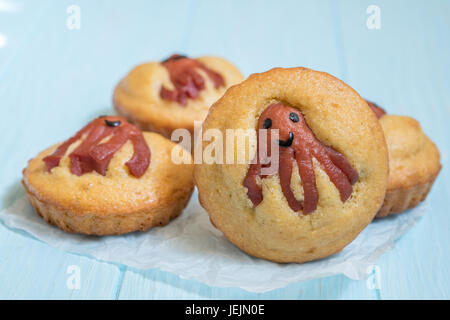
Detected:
left=0, top=190, right=425, bottom=293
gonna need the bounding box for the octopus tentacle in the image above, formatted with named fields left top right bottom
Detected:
left=295, top=148, right=318, bottom=214
left=42, top=120, right=98, bottom=170
left=313, top=150, right=353, bottom=202
left=126, top=132, right=151, bottom=177
left=190, top=69, right=206, bottom=89
left=325, top=146, right=358, bottom=184
left=243, top=163, right=263, bottom=207
left=69, top=124, right=113, bottom=176
left=89, top=127, right=130, bottom=175
left=279, top=148, right=302, bottom=211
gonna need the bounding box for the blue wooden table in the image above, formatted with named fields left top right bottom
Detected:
left=0, top=0, right=449, bottom=299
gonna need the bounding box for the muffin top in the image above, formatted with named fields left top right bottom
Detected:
left=194, top=67, right=389, bottom=262
left=379, top=114, right=441, bottom=190
left=113, top=54, right=244, bottom=133
left=23, top=116, right=193, bottom=215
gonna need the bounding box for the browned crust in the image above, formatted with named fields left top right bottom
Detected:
left=22, top=179, right=193, bottom=236
left=376, top=166, right=441, bottom=218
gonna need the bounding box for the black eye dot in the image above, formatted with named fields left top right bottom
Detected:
left=105, top=119, right=121, bottom=127
left=263, top=118, right=272, bottom=129
left=289, top=112, right=299, bottom=122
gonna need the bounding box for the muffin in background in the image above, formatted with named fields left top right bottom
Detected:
left=114, top=54, right=244, bottom=139
left=376, top=114, right=441, bottom=217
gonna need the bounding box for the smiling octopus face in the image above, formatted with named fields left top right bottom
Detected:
left=244, top=103, right=359, bottom=214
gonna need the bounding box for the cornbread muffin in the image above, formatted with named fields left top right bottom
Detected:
left=22, top=116, right=194, bottom=236
left=194, top=67, right=389, bottom=263
left=376, top=114, right=441, bottom=217
left=114, top=54, right=244, bottom=139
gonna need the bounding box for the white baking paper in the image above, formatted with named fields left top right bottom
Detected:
left=0, top=190, right=425, bottom=293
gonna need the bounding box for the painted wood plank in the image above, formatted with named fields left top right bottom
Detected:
left=117, top=267, right=377, bottom=299
left=185, top=0, right=345, bottom=77
left=0, top=212, right=122, bottom=299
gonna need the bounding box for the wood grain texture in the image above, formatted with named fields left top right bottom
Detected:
left=0, top=0, right=448, bottom=299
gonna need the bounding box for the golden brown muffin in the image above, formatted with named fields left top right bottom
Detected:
left=22, top=116, right=194, bottom=236
left=113, top=54, right=244, bottom=139
left=194, top=67, right=389, bottom=263
left=376, top=114, right=441, bottom=217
